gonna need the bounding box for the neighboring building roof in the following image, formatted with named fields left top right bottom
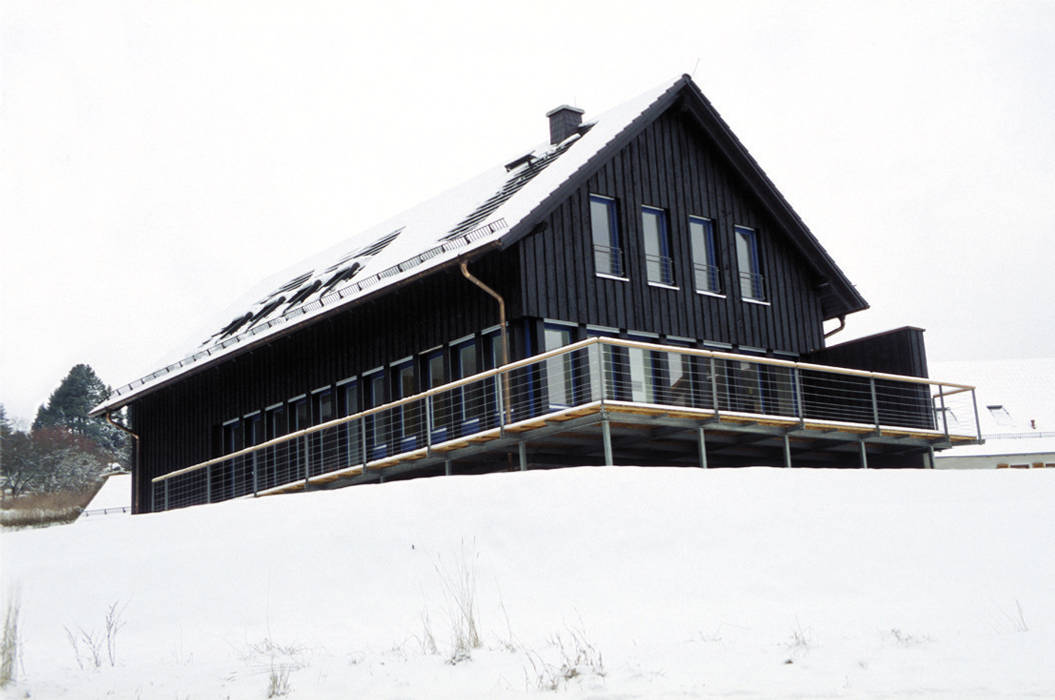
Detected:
left=930, top=357, right=1055, bottom=458
left=80, top=473, right=132, bottom=517
left=92, top=75, right=867, bottom=416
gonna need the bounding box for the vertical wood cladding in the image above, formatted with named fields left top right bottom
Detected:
left=517, top=108, right=827, bottom=354
left=132, top=252, right=519, bottom=512
left=805, top=327, right=930, bottom=378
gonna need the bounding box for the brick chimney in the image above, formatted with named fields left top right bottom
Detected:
left=546, top=105, right=584, bottom=145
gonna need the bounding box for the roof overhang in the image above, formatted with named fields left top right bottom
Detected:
left=498, top=75, right=868, bottom=320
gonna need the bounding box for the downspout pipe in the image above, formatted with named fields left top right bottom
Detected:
left=106, top=410, right=140, bottom=514
left=459, top=261, right=512, bottom=424
left=823, top=315, right=846, bottom=339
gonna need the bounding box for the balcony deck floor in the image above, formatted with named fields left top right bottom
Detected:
left=255, top=401, right=977, bottom=497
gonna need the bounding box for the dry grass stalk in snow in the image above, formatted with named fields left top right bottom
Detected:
left=64, top=601, right=125, bottom=670
left=0, top=593, right=20, bottom=688
left=435, top=542, right=480, bottom=664
left=525, top=626, right=606, bottom=691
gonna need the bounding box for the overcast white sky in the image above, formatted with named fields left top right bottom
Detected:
left=2, top=0, right=1053, bottom=425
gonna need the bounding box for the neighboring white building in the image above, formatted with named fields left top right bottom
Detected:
left=80, top=472, right=132, bottom=519
left=930, top=358, right=1055, bottom=469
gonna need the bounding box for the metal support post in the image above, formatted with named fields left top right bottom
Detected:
left=205, top=465, right=212, bottom=503
left=594, top=344, right=605, bottom=405
left=793, top=367, right=805, bottom=427
left=303, top=436, right=310, bottom=487
left=783, top=433, right=792, bottom=468
left=496, top=374, right=505, bottom=433
left=164, top=479, right=170, bottom=511
left=928, top=445, right=936, bottom=469
left=518, top=440, right=527, bottom=471
left=970, top=388, right=982, bottom=442
left=425, top=396, right=433, bottom=455
left=869, top=377, right=880, bottom=433
left=601, top=414, right=614, bottom=466
left=360, top=417, right=368, bottom=466
left=698, top=426, right=708, bottom=469
left=938, top=386, right=949, bottom=442
left=709, top=357, right=720, bottom=417
left=859, top=440, right=869, bottom=468
left=252, top=456, right=258, bottom=496
left=444, top=459, right=452, bottom=476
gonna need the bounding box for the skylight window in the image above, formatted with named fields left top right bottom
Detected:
left=285, top=279, right=321, bottom=308
left=247, top=297, right=286, bottom=328
left=217, top=312, right=253, bottom=339
left=321, top=262, right=362, bottom=295
left=354, top=228, right=403, bottom=258
left=987, top=404, right=1014, bottom=427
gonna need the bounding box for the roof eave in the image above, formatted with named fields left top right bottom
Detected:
left=88, top=240, right=504, bottom=416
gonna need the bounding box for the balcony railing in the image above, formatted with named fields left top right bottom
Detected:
left=738, top=270, right=766, bottom=301
left=152, top=338, right=980, bottom=511
left=693, top=262, right=721, bottom=294
left=645, top=253, right=675, bottom=286
left=592, top=244, right=625, bottom=278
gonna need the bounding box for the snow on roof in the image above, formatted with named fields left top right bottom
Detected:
left=92, top=77, right=684, bottom=415
left=931, top=357, right=1055, bottom=457
left=79, top=473, right=131, bottom=516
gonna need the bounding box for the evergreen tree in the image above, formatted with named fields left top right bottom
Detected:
left=32, top=364, right=128, bottom=464
left=0, top=403, right=11, bottom=441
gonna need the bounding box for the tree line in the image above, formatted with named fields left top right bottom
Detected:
left=1, top=364, right=130, bottom=497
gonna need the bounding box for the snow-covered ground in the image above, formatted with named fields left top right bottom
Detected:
left=2, top=467, right=1053, bottom=698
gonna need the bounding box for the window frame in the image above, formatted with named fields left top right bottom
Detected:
left=363, top=367, right=387, bottom=459
left=734, top=225, right=766, bottom=302
left=689, top=215, right=723, bottom=296
left=422, top=347, right=450, bottom=442
left=589, top=194, right=625, bottom=279
left=543, top=321, right=577, bottom=409
left=336, top=376, right=362, bottom=466
left=641, top=205, right=675, bottom=287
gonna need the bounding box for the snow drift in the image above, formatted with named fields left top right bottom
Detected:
left=2, top=466, right=1053, bottom=698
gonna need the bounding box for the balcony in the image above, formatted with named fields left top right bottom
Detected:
left=152, top=338, right=980, bottom=511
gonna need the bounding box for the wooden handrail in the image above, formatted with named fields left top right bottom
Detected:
left=154, top=337, right=975, bottom=483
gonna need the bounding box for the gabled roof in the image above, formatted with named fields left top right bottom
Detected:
left=92, top=75, right=866, bottom=416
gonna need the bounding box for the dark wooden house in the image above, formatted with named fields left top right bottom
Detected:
left=91, top=75, right=980, bottom=513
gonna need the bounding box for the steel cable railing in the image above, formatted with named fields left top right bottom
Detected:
left=152, top=338, right=979, bottom=511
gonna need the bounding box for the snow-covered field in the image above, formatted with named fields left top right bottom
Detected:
left=2, top=467, right=1053, bottom=699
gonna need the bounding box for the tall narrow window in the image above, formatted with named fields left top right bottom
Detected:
left=392, top=359, right=420, bottom=450
left=641, top=206, right=674, bottom=285
left=265, top=403, right=287, bottom=489
left=424, top=348, right=449, bottom=441
left=625, top=339, right=653, bottom=403
left=289, top=396, right=309, bottom=479
left=586, top=326, right=620, bottom=401
left=735, top=226, right=765, bottom=301
left=590, top=195, right=623, bottom=277
left=543, top=323, right=575, bottom=408
left=337, top=378, right=360, bottom=465
left=364, top=369, right=387, bottom=459
left=311, top=387, right=334, bottom=475
left=481, top=329, right=504, bottom=425
left=663, top=339, right=695, bottom=408
left=222, top=418, right=243, bottom=455
left=452, top=338, right=480, bottom=433
left=690, top=216, right=721, bottom=293
left=245, top=412, right=263, bottom=493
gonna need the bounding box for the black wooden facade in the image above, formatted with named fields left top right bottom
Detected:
left=116, top=77, right=940, bottom=513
